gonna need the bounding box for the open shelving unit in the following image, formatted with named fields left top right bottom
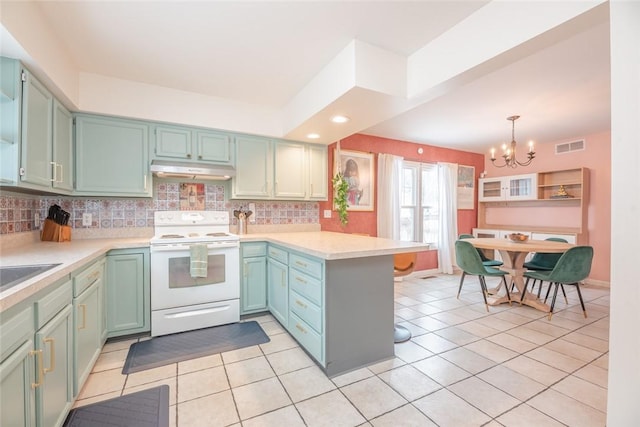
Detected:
left=477, top=168, right=590, bottom=244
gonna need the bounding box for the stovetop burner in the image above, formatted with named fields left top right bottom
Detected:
left=151, top=210, right=238, bottom=246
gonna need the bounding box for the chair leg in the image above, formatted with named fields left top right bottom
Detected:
left=536, top=280, right=543, bottom=298
left=574, top=282, right=588, bottom=318
left=548, top=282, right=561, bottom=320
left=544, top=282, right=553, bottom=303
left=502, top=276, right=512, bottom=306
left=479, top=276, right=490, bottom=312
left=560, top=284, right=568, bottom=304
left=456, top=272, right=466, bottom=299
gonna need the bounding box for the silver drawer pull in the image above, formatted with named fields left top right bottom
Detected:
left=295, top=260, right=308, bottom=268
left=296, top=277, right=307, bottom=284
left=295, top=300, right=307, bottom=309
left=295, top=324, right=307, bottom=334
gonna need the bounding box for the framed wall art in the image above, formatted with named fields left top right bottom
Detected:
left=334, top=149, right=375, bottom=211
left=457, top=165, right=475, bottom=210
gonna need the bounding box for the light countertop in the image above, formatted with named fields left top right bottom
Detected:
left=240, top=231, right=429, bottom=260
left=1, top=231, right=428, bottom=312
left=1, top=238, right=150, bottom=312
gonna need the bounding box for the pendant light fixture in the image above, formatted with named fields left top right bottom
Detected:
left=490, top=115, right=535, bottom=168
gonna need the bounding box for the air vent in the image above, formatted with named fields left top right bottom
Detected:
left=555, top=139, right=585, bottom=155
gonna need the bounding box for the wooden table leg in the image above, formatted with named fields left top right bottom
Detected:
left=486, top=250, right=551, bottom=312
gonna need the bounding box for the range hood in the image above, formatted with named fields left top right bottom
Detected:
left=150, top=160, right=236, bottom=180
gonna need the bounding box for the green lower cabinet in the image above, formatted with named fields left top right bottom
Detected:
left=106, top=249, right=150, bottom=338
left=267, top=257, right=288, bottom=327
left=240, top=243, right=268, bottom=315
left=73, top=281, right=101, bottom=397
left=35, top=304, right=73, bottom=427
left=0, top=339, right=36, bottom=427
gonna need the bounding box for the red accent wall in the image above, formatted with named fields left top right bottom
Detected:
left=319, top=134, right=485, bottom=271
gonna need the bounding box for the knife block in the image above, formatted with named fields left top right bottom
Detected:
left=41, top=219, right=72, bottom=242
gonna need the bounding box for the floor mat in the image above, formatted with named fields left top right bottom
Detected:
left=122, top=321, right=270, bottom=374
left=64, top=385, right=169, bottom=427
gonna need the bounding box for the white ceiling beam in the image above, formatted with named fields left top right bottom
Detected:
left=407, top=0, right=608, bottom=101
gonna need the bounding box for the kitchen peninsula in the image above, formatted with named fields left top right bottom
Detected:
left=241, top=231, right=429, bottom=376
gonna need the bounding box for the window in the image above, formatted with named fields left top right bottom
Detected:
left=400, top=161, right=439, bottom=247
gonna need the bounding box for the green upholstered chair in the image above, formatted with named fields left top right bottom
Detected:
left=524, top=246, right=593, bottom=320
left=523, top=237, right=568, bottom=299
left=457, top=234, right=503, bottom=299
left=455, top=240, right=511, bottom=311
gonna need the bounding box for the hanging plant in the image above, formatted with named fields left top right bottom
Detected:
left=332, top=173, right=349, bottom=225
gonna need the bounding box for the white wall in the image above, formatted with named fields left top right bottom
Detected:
left=607, top=0, right=640, bottom=424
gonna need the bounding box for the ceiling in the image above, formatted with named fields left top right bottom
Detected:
left=1, top=1, right=611, bottom=154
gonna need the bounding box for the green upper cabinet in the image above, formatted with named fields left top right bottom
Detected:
left=52, top=100, right=74, bottom=192
left=20, top=70, right=53, bottom=189
left=308, top=144, right=328, bottom=200
left=75, top=115, right=151, bottom=197
left=233, top=135, right=272, bottom=198
left=274, top=141, right=306, bottom=199
left=153, top=125, right=232, bottom=164
left=0, top=58, right=73, bottom=194
left=232, top=136, right=328, bottom=201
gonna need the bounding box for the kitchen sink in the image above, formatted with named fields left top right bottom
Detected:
left=0, top=264, right=62, bottom=292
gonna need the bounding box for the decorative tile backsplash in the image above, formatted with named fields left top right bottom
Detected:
left=0, top=181, right=319, bottom=235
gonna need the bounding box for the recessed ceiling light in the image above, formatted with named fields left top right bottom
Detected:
left=307, top=133, right=320, bottom=139
left=331, top=115, right=350, bottom=124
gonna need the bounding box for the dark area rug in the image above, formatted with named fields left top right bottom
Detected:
left=122, top=321, right=270, bottom=374
left=64, top=385, right=169, bottom=427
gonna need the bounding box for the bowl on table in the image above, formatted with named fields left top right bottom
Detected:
left=508, top=233, right=529, bottom=243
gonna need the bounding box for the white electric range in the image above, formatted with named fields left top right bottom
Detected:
left=149, top=210, right=240, bottom=336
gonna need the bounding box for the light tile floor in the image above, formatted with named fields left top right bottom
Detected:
left=75, top=274, right=609, bottom=426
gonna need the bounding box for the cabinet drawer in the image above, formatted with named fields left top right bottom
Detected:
left=289, top=312, right=323, bottom=364
left=73, top=259, right=105, bottom=297
left=35, top=278, right=72, bottom=329
left=268, top=246, right=288, bottom=264
left=289, top=269, right=322, bottom=306
left=290, top=290, right=322, bottom=333
left=0, top=305, right=34, bottom=361
left=242, top=242, right=267, bottom=258
left=290, top=253, right=322, bottom=280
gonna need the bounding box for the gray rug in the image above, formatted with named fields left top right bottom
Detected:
left=122, top=321, right=270, bottom=374
left=64, top=385, right=169, bottom=427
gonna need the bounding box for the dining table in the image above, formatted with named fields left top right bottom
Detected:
left=464, top=237, right=574, bottom=312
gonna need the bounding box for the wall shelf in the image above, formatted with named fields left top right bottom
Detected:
left=477, top=167, right=589, bottom=244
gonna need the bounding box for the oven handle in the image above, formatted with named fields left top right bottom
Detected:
left=150, top=242, right=239, bottom=252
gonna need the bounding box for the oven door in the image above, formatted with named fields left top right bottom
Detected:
left=150, top=242, right=240, bottom=310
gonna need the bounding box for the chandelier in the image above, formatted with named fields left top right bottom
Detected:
left=490, top=115, right=535, bottom=168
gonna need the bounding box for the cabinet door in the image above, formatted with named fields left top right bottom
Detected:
left=308, top=144, right=328, bottom=200
left=73, top=283, right=101, bottom=396
left=196, top=131, right=231, bottom=163
left=478, top=177, right=505, bottom=201
left=267, top=258, right=288, bottom=327
left=274, top=141, right=306, bottom=199
left=52, top=100, right=73, bottom=193
left=506, top=174, right=537, bottom=200
left=106, top=252, right=149, bottom=337
left=242, top=257, right=267, bottom=314
left=154, top=126, right=192, bottom=160
left=75, top=115, right=151, bottom=196
left=0, top=340, right=35, bottom=427
left=20, top=70, right=53, bottom=188
left=233, top=135, right=272, bottom=198
left=35, top=305, right=73, bottom=427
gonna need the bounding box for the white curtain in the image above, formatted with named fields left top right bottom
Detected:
left=437, top=162, right=459, bottom=274
left=377, top=153, right=404, bottom=239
